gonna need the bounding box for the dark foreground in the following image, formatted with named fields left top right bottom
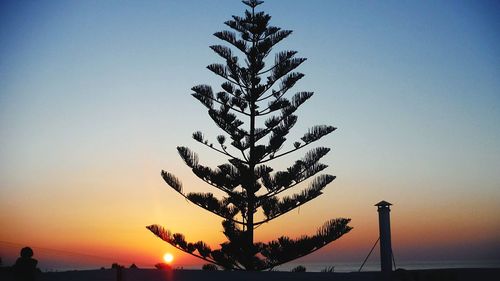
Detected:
left=1, top=268, right=499, bottom=281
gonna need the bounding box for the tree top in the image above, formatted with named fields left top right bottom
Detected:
left=243, top=0, right=264, bottom=8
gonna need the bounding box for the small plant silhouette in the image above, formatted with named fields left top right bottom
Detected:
left=291, top=265, right=306, bottom=272
left=147, top=0, right=351, bottom=270
left=202, top=264, right=218, bottom=271
left=321, top=266, right=335, bottom=273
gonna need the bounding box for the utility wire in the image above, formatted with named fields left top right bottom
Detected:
left=0, top=240, right=137, bottom=266
left=392, top=248, right=397, bottom=270
left=358, top=236, right=379, bottom=272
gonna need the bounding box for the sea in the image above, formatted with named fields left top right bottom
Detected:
left=43, top=260, right=500, bottom=272
left=166, top=260, right=500, bottom=273
left=273, top=260, right=500, bottom=272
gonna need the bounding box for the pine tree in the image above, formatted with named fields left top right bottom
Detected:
left=147, top=0, right=352, bottom=270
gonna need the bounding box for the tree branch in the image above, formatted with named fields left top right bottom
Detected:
left=195, top=137, right=248, bottom=164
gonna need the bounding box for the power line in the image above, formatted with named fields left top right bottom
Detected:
left=358, top=236, right=379, bottom=272
left=0, top=240, right=135, bottom=265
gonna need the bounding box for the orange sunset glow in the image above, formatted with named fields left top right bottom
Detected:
left=1, top=0, right=500, bottom=274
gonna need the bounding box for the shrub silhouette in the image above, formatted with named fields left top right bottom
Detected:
left=291, top=265, right=306, bottom=272
left=202, top=264, right=218, bottom=271
left=155, top=263, right=172, bottom=270
left=147, top=0, right=352, bottom=270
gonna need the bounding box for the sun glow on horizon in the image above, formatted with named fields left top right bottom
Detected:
left=163, top=253, right=174, bottom=264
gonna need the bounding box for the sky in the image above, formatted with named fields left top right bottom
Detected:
left=1, top=0, right=500, bottom=271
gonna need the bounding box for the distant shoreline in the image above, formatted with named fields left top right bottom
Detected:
left=2, top=267, right=500, bottom=281
left=10, top=259, right=497, bottom=273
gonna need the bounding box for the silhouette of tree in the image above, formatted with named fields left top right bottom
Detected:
left=147, top=0, right=351, bottom=270
left=155, top=263, right=172, bottom=270
left=202, top=264, right=218, bottom=271
left=111, top=263, right=123, bottom=269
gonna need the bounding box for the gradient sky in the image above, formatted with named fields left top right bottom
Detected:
left=1, top=0, right=500, bottom=270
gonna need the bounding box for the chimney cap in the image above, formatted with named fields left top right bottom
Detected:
left=375, top=200, right=392, bottom=207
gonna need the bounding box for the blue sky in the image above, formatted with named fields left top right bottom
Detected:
left=1, top=0, right=500, bottom=269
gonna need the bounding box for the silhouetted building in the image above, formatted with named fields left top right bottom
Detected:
left=375, top=201, right=393, bottom=274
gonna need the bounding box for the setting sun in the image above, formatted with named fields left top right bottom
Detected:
left=163, top=253, right=174, bottom=264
